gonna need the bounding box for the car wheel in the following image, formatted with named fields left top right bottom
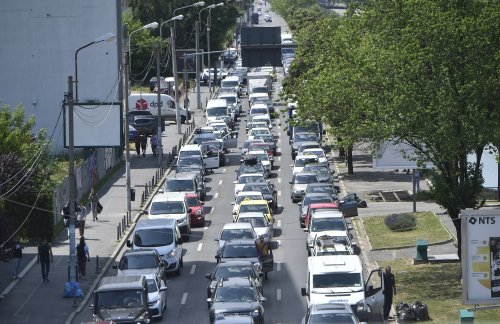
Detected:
left=175, top=266, right=181, bottom=276
left=180, top=256, right=184, bottom=268
left=181, top=115, right=187, bottom=124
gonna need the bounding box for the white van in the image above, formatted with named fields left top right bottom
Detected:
left=147, top=192, right=191, bottom=238
left=220, top=76, right=241, bottom=96
left=206, top=99, right=229, bottom=125
left=301, top=255, right=384, bottom=321
left=129, top=93, right=189, bottom=123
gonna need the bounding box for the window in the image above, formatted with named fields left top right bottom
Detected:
left=220, top=229, right=255, bottom=240
left=311, top=218, right=346, bottom=232
left=150, top=201, right=185, bottom=214
left=214, top=287, right=256, bottom=302
left=312, top=273, right=362, bottom=288
left=222, top=245, right=259, bottom=258
left=134, top=228, right=174, bottom=247
left=165, top=179, right=194, bottom=192
left=215, top=266, right=254, bottom=279
left=239, top=204, right=268, bottom=214
left=207, top=107, right=228, bottom=117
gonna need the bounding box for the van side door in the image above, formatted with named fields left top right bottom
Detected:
left=365, top=268, right=384, bottom=320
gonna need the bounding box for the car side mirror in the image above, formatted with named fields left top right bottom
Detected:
left=230, top=202, right=235, bottom=205
left=112, top=265, right=118, bottom=269
left=188, top=208, right=192, bottom=213
left=289, top=181, right=293, bottom=184
left=290, top=164, right=293, bottom=167
left=126, top=240, right=132, bottom=248
left=178, top=237, right=183, bottom=245
left=301, top=288, right=308, bottom=296
left=205, top=273, right=212, bottom=280
left=89, top=304, right=94, bottom=310
left=207, top=298, right=213, bottom=304
left=260, top=296, right=267, bottom=302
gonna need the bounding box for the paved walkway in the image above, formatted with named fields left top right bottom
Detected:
left=0, top=87, right=211, bottom=324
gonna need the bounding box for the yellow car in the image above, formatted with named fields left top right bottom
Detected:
left=233, top=199, right=273, bottom=224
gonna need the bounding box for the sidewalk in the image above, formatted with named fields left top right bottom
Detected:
left=0, top=87, right=211, bottom=324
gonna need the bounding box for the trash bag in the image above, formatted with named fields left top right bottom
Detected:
left=63, top=281, right=84, bottom=298
left=412, top=301, right=430, bottom=320
left=397, top=301, right=430, bottom=321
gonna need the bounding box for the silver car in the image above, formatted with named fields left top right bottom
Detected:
left=289, top=172, right=320, bottom=203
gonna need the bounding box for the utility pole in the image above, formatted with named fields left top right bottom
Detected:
left=195, top=20, right=201, bottom=110
left=183, top=54, right=189, bottom=110
left=67, top=76, right=76, bottom=283
left=123, top=25, right=132, bottom=216
left=207, top=14, right=212, bottom=94
left=155, top=44, right=163, bottom=166
left=171, top=25, right=182, bottom=134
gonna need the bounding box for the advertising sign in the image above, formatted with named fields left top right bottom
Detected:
left=373, top=141, right=433, bottom=170
left=462, top=209, right=500, bottom=304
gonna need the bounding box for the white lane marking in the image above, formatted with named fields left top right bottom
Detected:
left=222, top=168, right=227, bottom=174
left=277, top=191, right=281, bottom=197
left=277, top=240, right=281, bottom=246
left=277, top=220, right=281, bottom=228
left=277, top=288, right=282, bottom=301
left=214, top=192, right=219, bottom=199
left=277, top=156, right=281, bottom=161
left=204, top=226, right=208, bottom=231
left=218, top=180, right=223, bottom=185
left=277, top=178, right=281, bottom=184
left=197, top=243, right=203, bottom=251
left=181, top=292, right=188, bottom=305
left=277, top=148, right=282, bottom=153
left=190, top=265, right=196, bottom=275
left=277, top=262, right=281, bottom=272
left=278, top=139, right=282, bottom=144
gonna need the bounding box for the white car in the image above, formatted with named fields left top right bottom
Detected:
left=302, top=148, right=328, bottom=164
left=248, top=127, right=271, bottom=140
left=231, top=191, right=265, bottom=215
left=234, top=211, right=274, bottom=244
left=247, top=150, right=273, bottom=174
left=305, top=209, right=351, bottom=251
left=144, top=273, right=167, bottom=319
left=233, top=173, right=267, bottom=196
left=215, top=222, right=258, bottom=255
left=291, top=155, right=320, bottom=175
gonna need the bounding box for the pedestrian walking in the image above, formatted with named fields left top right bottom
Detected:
left=89, top=189, right=99, bottom=221
left=383, top=266, right=397, bottom=320
left=11, top=237, right=23, bottom=280
left=134, top=133, right=141, bottom=156
left=37, top=237, right=53, bottom=282
left=77, top=201, right=87, bottom=237
left=76, top=237, right=90, bottom=277
left=140, top=134, right=148, bottom=157
left=151, top=133, right=158, bottom=157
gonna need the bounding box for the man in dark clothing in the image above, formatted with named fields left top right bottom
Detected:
left=37, top=237, right=53, bottom=282
left=383, top=266, right=397, bottom=320
left=11, top=237, right=23, bottom=280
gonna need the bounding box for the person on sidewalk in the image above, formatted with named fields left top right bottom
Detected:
left=140, top=134, right=148, bottom=157
left=37, top=237, right=53, bottom=282
left=134, top=133, right=141, bottom=156
left=11, top=237, right=23, bottom=280
left=89, top=189, right=99, bottom=221
left=151, top=133, right=158, bottom=157
left=383, top=266, right=397, bottom=320
left=76, top=237, right=90, bottom=278
left=77, top=201, right=87, bottom=237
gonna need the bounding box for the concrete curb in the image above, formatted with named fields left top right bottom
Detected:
left=65, top=126, right=198, bottom=324
left=0, top=256, right=37, bottom=299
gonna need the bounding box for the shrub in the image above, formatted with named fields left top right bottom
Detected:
left=416, top=190, right=434, bottom=201
left=384, top=213, right=417, bottom=232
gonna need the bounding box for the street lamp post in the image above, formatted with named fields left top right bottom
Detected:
left=124, top=22, right=158, bottom=216
left=172, top=1, right=205, bottom=134
left=207, top=3, right=224, bottom=93
left=198, top=5, right=216, bottom=108
left=157, top=15, right=184, bottom=165
left=69, top=32, right=114, bottom=284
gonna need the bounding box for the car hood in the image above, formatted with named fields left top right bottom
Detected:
left=220, top=256, right=260, bottom=265
left=292, top=184, right=309, bottom=191
left=253, top=227, right=270, bottom=237
left=211, top=301, right=261, bottom=313
left=148, top=213, right=187, bottom=221
left=118, top=269, right=158, bottom=276
left=97, top=307, right=146, bottom=321
left=309, top=289, right=364, bottom=306
left=189, top=206, right=203, bottom=215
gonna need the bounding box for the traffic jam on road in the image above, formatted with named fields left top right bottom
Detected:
left=88, top=23, right=385, bottom=324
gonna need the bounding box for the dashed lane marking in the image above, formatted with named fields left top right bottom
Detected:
left=181, top=292, right=188, bottom=305
left=214, top=192, right=219, bottom=199
left=203, top=226, right=208, bottom=231
left=222, top=168, right=227, bottom=174
left=277, top=262, right=281, bottom=272
left=277, top=289, right=282, bottom=301
left=218, top=180, right=223, bottom=185
left=197, top=243, right=203, bottom=252
left=277, top=178, right=281, bottom=183
left=277, top=220, right=281, bottom=228
left=190, top=265, right=196, bottom=275
left=277, top=191, right=281, bottom=197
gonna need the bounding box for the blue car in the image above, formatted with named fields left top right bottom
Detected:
left=129, top=125, right=138, bottom=142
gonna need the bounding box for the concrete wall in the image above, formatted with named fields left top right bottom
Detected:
left=0, top=0, right=122, bottom=152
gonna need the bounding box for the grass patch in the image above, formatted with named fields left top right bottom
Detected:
left=378, top=259, right=500, bottom=323
left=363, top=212, right=450, bottom=249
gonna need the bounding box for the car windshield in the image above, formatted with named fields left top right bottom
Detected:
left=220, top=229, right=255, bottom=240
left=222, top=80, right=239, bottom=88
left=295, top=158, right=317, bottom=167
left=251, top=108, right=268, bottom=115
left=207, top=107, right=228, bottom=117
left=134, top=228, right=174, bottom=247
left=119, top=254, right=158, bottom=270
left=96, top=290, right=144, bottom=308
left=150, top=201, right=185, bottom=214
left=294, top=175, right=318, bottom=184
left=222, top=96, right=237, bottom=104
left=250, top=144, right=272, bottom=152
left=236, top=195, right=262, bottom=204
left=304, top=196, right=334, bottom=206
left=177, top=166, right=202, bottom=174
left=252, top=153, right=268, bottom=160
left=239, top=176, right=265, bottom=184
left=239, top=164, right=264, bottom=174
left=215, top=266, right=255, bottom=279
left=239, top=204, right=268, bottom=214
left=307, top=186, right=335, bottom=195
left=309, top=313, right=357, bottom=324
left=222, top=244, right=259, bottom=258
left=165, top=179, right=194, bottom=192
left=304, top=150, right=325, bottom=158
left=239, top=217, right=266, bottom=227
left=311, top=218, right=346, bottom=232
left=294, top=134, right=318, bottom=142
left=295, top=123, right=319, bottom=134
left=313, top=273, right=362, bottom=288
left=299, top=144, right=320, bottom=152
left=243, top=184, right=270, bottom=194
left=186, top=197, right=199, bottom=207
left=178, top=156, right=203, bottom=167
left=146, top=279, right=158, bottom=293
left=304, top=165, right=330, bottom=173
left=251, top=129, right=269, bottom=136
left=243, top=141, right=262, bottom=149
left=214, top=286, right=256, bottom=302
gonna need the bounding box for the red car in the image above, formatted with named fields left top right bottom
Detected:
left=186, top=193, right=205, bottom=227
left=303, top=202, right=339, bottom=228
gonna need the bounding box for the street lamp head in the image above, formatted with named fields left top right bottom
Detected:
left=143, top=22, right=159, bottom=30
left=94, top=33, right=115, bottom=43
left=171, top=14, right=184, bottom=21
left=207, top=4, right=216, bottom=9
left=215, top=2, right=224, bottom=6
left=194, top=1, right=205, bottom=7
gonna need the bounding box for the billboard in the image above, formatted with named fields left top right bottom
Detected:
left=373, top=141, right=433, bottom=170
left=462, top=209, right=500, bottom=304
left=64, top=102, right=122, bottom=148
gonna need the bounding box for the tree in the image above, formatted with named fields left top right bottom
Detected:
left=283, top=0, right=500, bottom=257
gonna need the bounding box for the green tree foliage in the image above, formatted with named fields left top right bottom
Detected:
left=284, top=0, right=500, bottom=256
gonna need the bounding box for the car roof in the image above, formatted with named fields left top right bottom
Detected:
left=307, top=183, right=335, bottom=188
left=236, top=191, right=264, bottom=197
left=295, top=155, right=320, bottom=160
left=135, top=218, right=176, bottom=229
left=240, top=199, right=269, bottom=205
left=152, top=192, right=186, bottom=202
left=307, top=255, right=362, bottom=274
left=237, top=212, right=266, bottom=219
left=97, top=275, right=145, bottom=292
left=298, top=141, right=320, bottom=147
left=223, top=239, right=257, bottom=246
left=218, top=277, right=252, bottom=287
left=180, top=144, right=201, bottom=151
left=309, top=202, right=339, bottom=209
left=123, top=248, right=158, bottom=256
left=311, top=209, right=344, bottom=218
left=171, top=174, right=196, bottom=180
left=240, top=173, right=265, bottom=178
left=304, top=192, right=334, bottom=199
left=218, top=260, right=255, bottom=267
left=309, top=303, right=354, bottom=314
left=294, top=171, right=319, bottom=177
left=222, top=222, right=254, bottom=230
left=185, top=193, right=198, bottom=198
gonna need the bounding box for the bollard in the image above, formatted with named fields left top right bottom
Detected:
left=145, top=183, right=149, bottom=196
left=117, top=223, right=121, bottom=240
left=95, top=255, right=99, bottom=274
left=141, top=191, right=145, bottom=206
left=122, top=216, right=126, bottom=233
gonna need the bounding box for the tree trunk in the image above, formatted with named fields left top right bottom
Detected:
left=449, top=209, right=462, bottom=260
left=347, top=146, right=354, bottom=175
left=337, top=137, right=345, bottom=159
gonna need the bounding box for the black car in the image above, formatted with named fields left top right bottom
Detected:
left=290, top=132, right=319, bottom=159
left=303, top=163, right=334, bottom=183
left=236, top=158, right=266, bottom=179
left=207, top=277, right=266, bottom=324
left=304, top=183, right=338, bottom=201
left=215, top=240, right=274, bottom=276
left=241, top=182, right=278, bottom=211
left=131, top=116, right=156, bottom=136
left=205, top=260, right=264, bottom=298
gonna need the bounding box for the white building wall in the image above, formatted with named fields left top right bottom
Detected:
left=0, top=0, right=121, bottom=151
